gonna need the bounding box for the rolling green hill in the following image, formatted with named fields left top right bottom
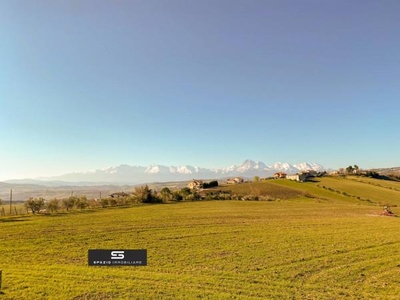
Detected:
left=246, top=177, right=400, bottom=207
left=214, top=180, right=304, bottom=200
left=1, top=177, right=400, bottom=299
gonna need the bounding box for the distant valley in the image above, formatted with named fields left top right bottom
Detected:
left=0, top=160, right=399, bottom=203
left=1, top=159, right=325, bottom=201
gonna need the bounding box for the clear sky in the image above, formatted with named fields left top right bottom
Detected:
left=1, top=0, right=400, bottom=180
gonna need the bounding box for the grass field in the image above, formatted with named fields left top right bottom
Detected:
left=269, top=177, right=400, bottom=207
left=217, top=181, right=304, bottom=200
left=0, top=204, right=26, bottom=217
left=1, top=177, right=400, bottom=299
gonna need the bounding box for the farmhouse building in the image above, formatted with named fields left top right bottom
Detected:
left=274, top=172, right=287, bottom=179
left=286, top=173, right=309, bottom=182
left=226, top=177, right=244, bottom=184
left=188, top=179, right=203, bottom=190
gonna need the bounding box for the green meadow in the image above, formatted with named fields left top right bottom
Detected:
left=1, top=177, right=400, bottom=299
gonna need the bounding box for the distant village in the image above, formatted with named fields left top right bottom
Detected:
left=185, top=165, right=391, bottom=192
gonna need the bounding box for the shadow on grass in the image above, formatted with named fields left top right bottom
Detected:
left=42, top=213, right=69, bottom=217
left=307, top=179, right=320, bottom=183
left=42, top=210, right=99, bottom=217
left=0, top=218, right=29, bottom=223
left=74, top=209, right=98, bottom=214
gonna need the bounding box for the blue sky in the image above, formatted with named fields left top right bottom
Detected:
left=1, top=0, right=400, bottom=180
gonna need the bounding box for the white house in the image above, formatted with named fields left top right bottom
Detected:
left=286, top=173, right=309, bottom=182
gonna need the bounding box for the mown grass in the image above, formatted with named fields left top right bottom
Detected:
left=1, top=191, right=400, bottom=299
left=315, top=177, right=400, bottom=207
left=348, top=176, right=400, bottom=191
left=216, top=181, right=303, bottom=199
left=257, top=179, right=358, bottom=204
left=271, top=177, right=400, bottom=208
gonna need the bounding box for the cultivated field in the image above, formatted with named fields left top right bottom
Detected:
left=1, top=177, right=400, bottom=299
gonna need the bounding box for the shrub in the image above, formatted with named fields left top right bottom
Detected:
left=25, top=197, right=45, bottom=214
left=100, top=198, right=109, bottom=208
left=75, top=196, right=88, bottom=210
left=134, top=185, right=162, bottom=203
left=172, top=191, right=183, bottom=201
left=47, top=198, right=60, bottom=213
left=62, top=196, right=77, bottom=211
left=202, top=181, right=219, bottom=189
left=87, top=199, right=100, bottom=208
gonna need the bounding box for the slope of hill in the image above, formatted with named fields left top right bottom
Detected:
left=211, top=176, right=400, bottom=207
left=270, top=176, right=400, bottom=207
left=215, top=181, right=304, bottom=200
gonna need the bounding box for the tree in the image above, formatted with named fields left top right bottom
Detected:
left=62, top=196, right=77, bottom=211
left=75, top=196, right=88, bottom=210
left=100, top=198, right=109, bottom=208
left=108, top=197, right=118, bottom=207
left=172, top=191, right=183, bottom=201
left=366, top=171, right=380, bottom=179
left=346, top=165, right=354, bottom=174
left=160, top=187, right=172, bottom=202
left=202, top=181, right=219, bottom=189
left=179, top=187, right=192, bottom=200
left=25, top=197, right=45, bottom=214
left=134, top=185, right=161, bottom=203
left=185, top=192, right=201, bottom=201
left=354, top=164, right=359, bottom=174
left=47, top=198, right=60, bottom=213
left=253, top=176, right=260, bottom=182
left=209, top=180, right=218, bottom=188
left=126, top=194, right=139, bottom=205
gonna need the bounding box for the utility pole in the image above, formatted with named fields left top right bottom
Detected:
left=9, top=189, right=12, bottom=215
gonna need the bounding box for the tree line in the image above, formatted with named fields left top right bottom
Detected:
left=22, top=185, right=211, bottom=214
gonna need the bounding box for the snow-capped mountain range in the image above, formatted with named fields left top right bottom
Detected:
left=5, top=160, right=326, bottom=186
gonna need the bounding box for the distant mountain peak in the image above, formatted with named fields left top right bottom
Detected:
left=243, top=159, right=256, bottom=164
left=7, top=160, right=327, bottom=185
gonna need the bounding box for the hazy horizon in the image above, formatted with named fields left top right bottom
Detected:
left=1, top=159, right=396, bottom=182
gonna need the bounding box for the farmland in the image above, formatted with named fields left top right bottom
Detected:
left=1, top=177, right=400, bottom=299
